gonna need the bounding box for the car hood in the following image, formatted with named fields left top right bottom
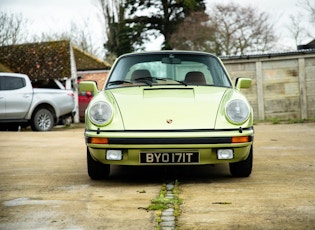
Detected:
left=109, top=86, right=227, bottom=130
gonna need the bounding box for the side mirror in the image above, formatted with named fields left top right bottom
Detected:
left=79, top=81, right=99, bottom=96
left=235, top=78, right=251, bottom=90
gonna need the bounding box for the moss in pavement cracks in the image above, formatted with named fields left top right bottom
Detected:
left=146, top=180, right=182, bottom=228
left=147, top=181, right=182, bottom=211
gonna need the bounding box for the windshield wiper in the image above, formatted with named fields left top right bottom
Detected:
left=160, top=77, right=187, bottom=86
left=133, top=77, right=187, bottom=86
left=173, top=80, right=187, bottom=86
left=133, top=77, right=153, bottom=86
left=108, top=80, right=133, bottom=86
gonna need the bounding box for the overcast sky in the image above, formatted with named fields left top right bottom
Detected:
left=0, top=0, right=312, bottom=56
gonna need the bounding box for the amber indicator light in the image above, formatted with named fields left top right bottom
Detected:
left=231, top=136, right=249, bottom=143
left=90, top=137, right=109, bottom=144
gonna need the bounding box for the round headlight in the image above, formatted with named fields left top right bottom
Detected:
left=89, top=101, right=113, bottom=125
left=226, top=99, right=249, bottom=124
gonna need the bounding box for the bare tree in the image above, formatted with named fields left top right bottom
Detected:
left=170, top=3, right=276, bottom=55
left=32, top=20, right=101, bottom=58
left=69, top=21, right=101, bottom=57
left=287, top=0, right=315, bottom=47
left=170, top=11, right=215, bottom=51
left=287, top=14, right=307, bottom=47
left=298, top=0, right=315, bottom=24
left=207, top=3, right=277, bottom=56
left=0, top=11, right=28, bottom=46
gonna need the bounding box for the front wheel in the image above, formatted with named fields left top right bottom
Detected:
left=31, top=108, right=54, bottom=131
left=87, top=147, right=110, bottom=180
left=229, top=146, right=253, bottom=177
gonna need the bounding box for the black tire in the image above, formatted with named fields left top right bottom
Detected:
left=87, top=147, right=110, bottom=180
left=229, top=146, right=253, bottom=177
left=31, top=108, right=54, bottom=131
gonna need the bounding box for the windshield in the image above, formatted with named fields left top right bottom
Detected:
left=106, top=53, right=232, bottom=89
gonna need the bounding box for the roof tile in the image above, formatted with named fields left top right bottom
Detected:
left=0, top=40, right=110, bottom=80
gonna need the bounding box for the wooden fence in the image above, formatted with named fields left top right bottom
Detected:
left=221, top=50, right=315, bottom=121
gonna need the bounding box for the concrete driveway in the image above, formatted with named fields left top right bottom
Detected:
left=0, top=123, right=314, bottom=229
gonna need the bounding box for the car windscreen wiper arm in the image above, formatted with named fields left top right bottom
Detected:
left=173, top=80, right=188, bottom=86
left=108, top=80, right=133, bottom=86
left=133, top=77, right=153, bottom=86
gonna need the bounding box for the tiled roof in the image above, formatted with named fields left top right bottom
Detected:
left=0, top=63, right=13, bottom=72
left=0, top=40, right=110, bottom=80
left=0, top=40, right=71, bottom=80
left=73, top=47, right=110, bottom=71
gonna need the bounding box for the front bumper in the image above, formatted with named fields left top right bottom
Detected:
left=85, top=128, right=254, bottom=165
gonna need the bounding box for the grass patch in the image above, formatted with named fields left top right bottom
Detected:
left=261, top=118, right=312, bottom=125
left=270, top=117, right=280, bottom=124
left=287, top=118, right=305, bottom=124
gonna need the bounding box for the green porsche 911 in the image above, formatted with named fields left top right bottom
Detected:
left=80, top=51, right=254, bottom=180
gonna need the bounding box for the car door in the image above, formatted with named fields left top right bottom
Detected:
left=0, top=75, right=33, bottom=119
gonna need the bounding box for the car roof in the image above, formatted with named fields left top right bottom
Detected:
left=119, top=50, right=218, bottom=58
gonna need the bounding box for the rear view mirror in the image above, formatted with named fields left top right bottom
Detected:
left=161, top=57, right=181, bottom=64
